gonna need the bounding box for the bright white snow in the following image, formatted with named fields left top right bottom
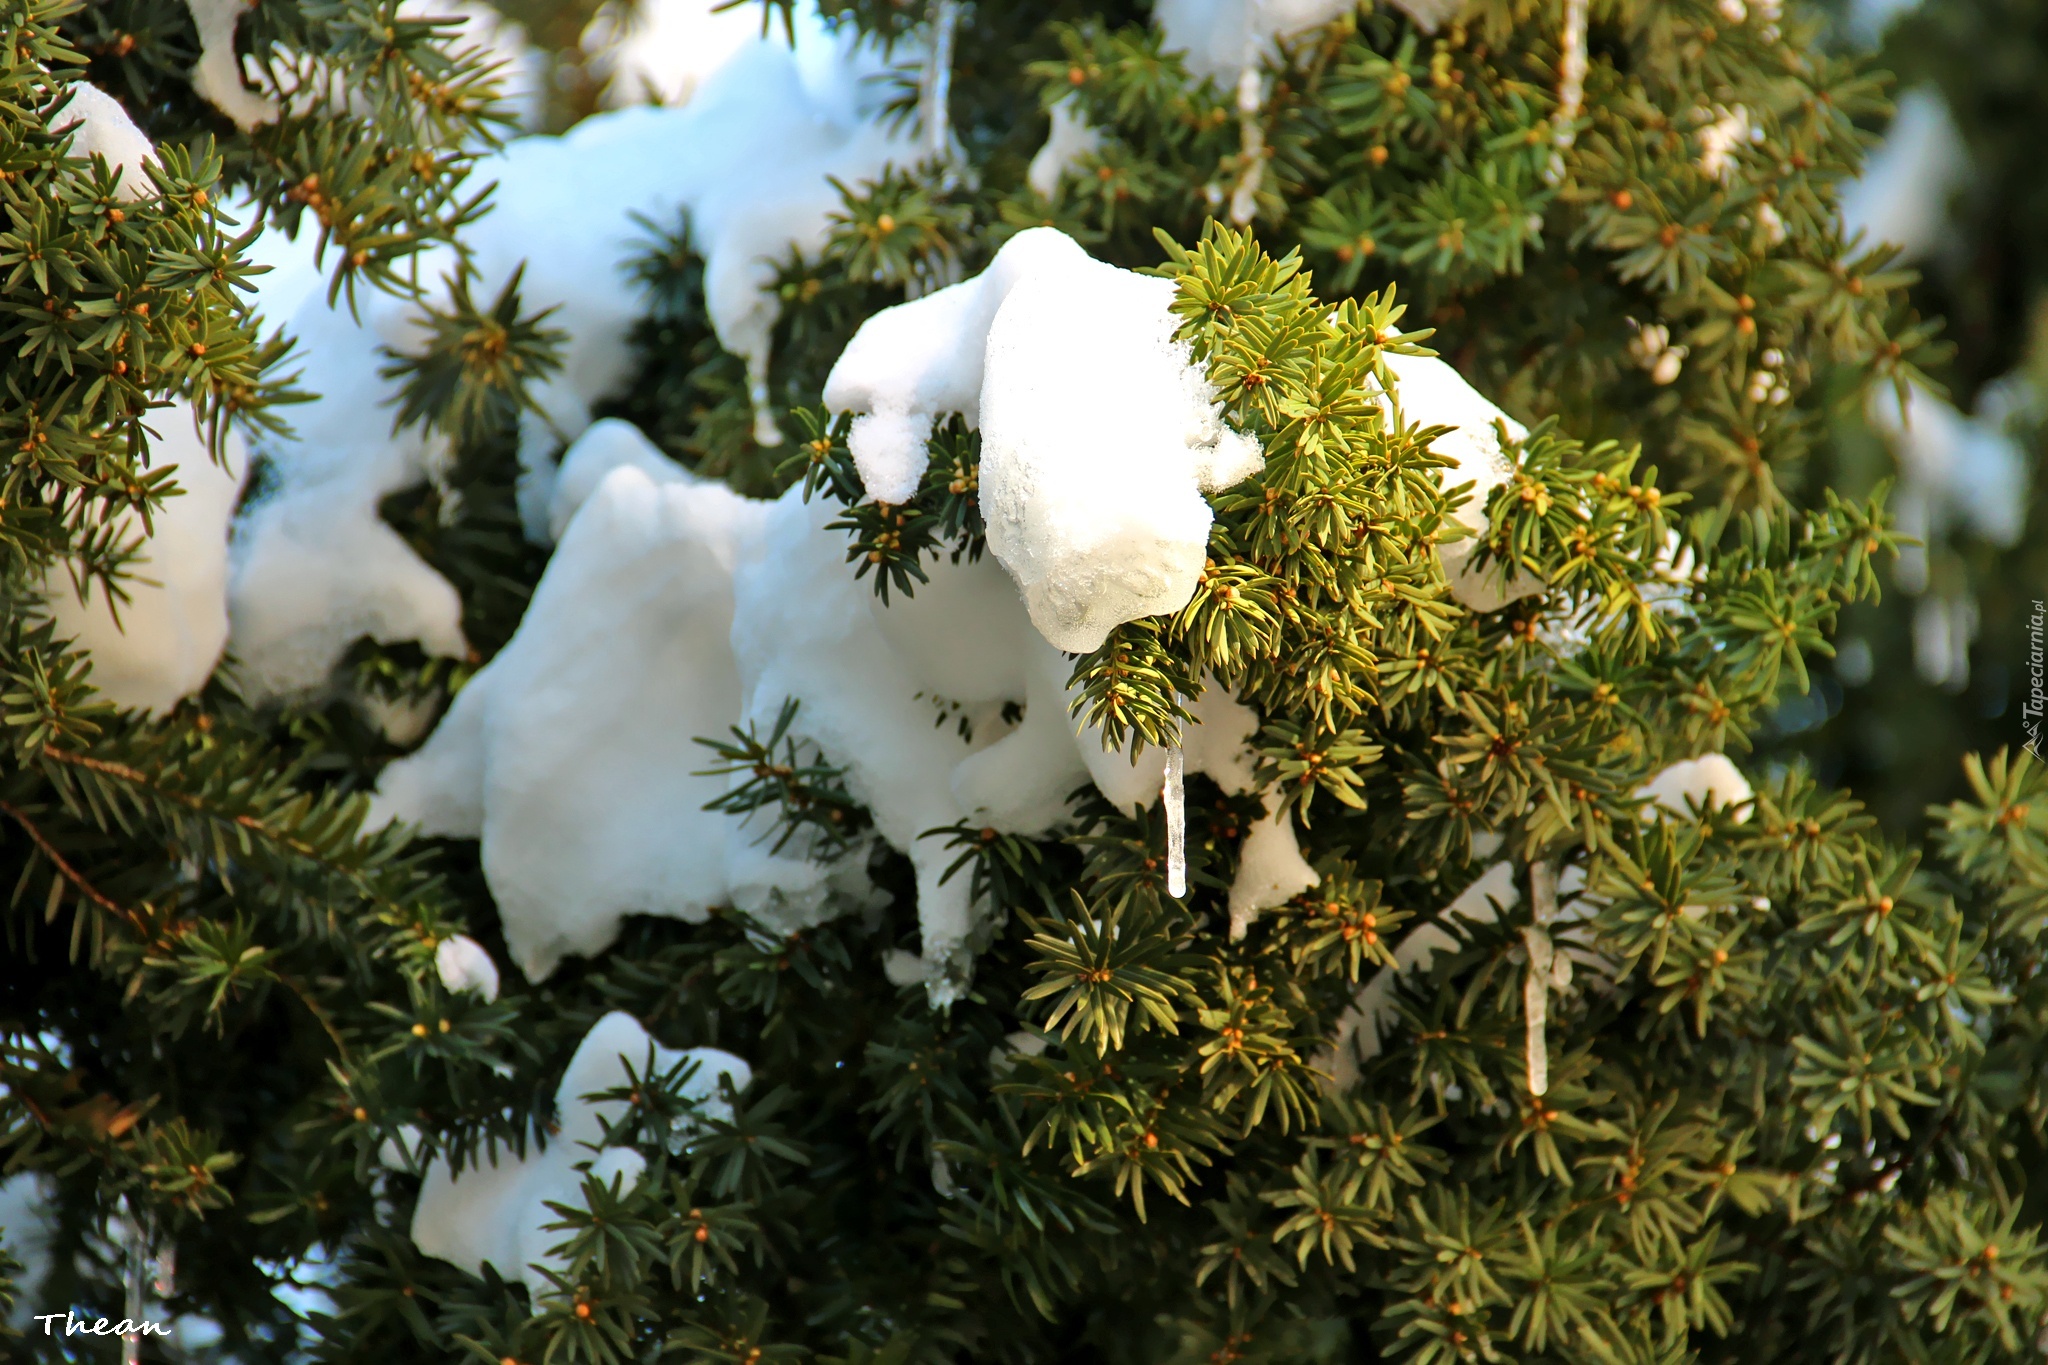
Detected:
left=1226, top=795, right=1319, bottom=939
left=584, top=0, right=812, bottom=109
left=1152, top=0, right=1357, bottom=85
left=824, top=228, right=1094, bottom=503
left=52, top=83, right=157, bottom=200
left=1378, top=351, right=1546, bottom=613
left=979, top=242, right=1266, bottom=652
left=1634, top=753, right=1754, bottom=821
left=435, top=934, right=501, bottom=1002
left=374, top=415, right=1273, bottom=995
left=186, top=0, right=281, bottom=132
left=44, top=402, right=247, bottom=716
left=410, top=1012, right=749, bottom=1290
left=1026, top=96, right=1103, bottom=199
left=370, top=463, right=838, bottom=981
left=827, top=226, right=1265, bottom=651
left=229, top=24, right=915, bottom=700
left=1839, top=88, right=1967, bottom=264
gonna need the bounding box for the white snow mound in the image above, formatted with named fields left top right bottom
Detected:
left=230, top=27, right=913, bottom=700
left=370, top=465, right=834, bottom=981
left=410, top=1012, right=748, bottom=1290
left=1153, top=0, right=1358, bottom=84
left=827, top=227, right=1262, bottom=652
left=1026, top=96, right=1102, bottom=198
left=1377, top=350, right=1545, bottom=613
left=52, top=83, right=157, bottom=200
left=435, top=934, right=501, bottom=1002
left=376, top=416, right=1269, bottom=996
left=979, top=241, right=1266, bottom=652
left=824, top=228, right=1091, bottom=503
left=1635, top=753, right=1754, bottom=821
left=45, top=401, right=247, bottom=716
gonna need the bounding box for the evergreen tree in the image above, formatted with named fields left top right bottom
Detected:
left=4, top=3, right=2047, bottom=1364
left=1766, top=0, right=2048, bottom=831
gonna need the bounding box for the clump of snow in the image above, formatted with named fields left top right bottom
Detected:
left=44, top=402, right=247, bottom=716
left=1027, top=96, right=1101, bottom=198
left=376, top=411, right=1271, bottom=996
left=1839, top=88, right=1967, bottom=264
left=410, top=1012, right=749, bottom=1290
left=547, top=417, right=696, bottom=538
left=51, top=83, right=157, bottom=200
left=1377, top=351, right=1546, bottom=613
left=1152, top=0, right=1356, bottom=85
left=370, top=465, right=839, bottom=981
left=435, top=935, right=500, bottom=1001
left=1635, top=754, right=1754, bottom=821
left=824, top=228, right=1093, bottom=502
left=1226, top=796, right=1318, bottom=939
left=186, top=0, right=281, bottom=131
left=824, top=226, right=1262, bottom=651
left=230, top=27, right=915, bottom=700
left=583, top=0, right=803, bottom=109
left=978, top=239, right=1265, bottom=651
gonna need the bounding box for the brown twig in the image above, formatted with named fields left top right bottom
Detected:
left=0, top=798, right=148, bottom=933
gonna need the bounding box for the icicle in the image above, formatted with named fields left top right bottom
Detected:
left=120, top=1197, right=148, bottom=1365
left=1522, top=861, right=1565, bottom=1096
left=1163, top=741, right=1187, bottom=898
left=1521, top=924, right=1553, bottom=1096
left=1547, top=0, right=1590, bottom=183
left=1228, top=67, right=1267, bottom=226
left=746, top=348, right=783, bottom=447
left=919, top=0, right=961, bottom=166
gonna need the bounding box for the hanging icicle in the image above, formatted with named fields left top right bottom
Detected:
left=1547, top=0, right=1591, bottom=183
left=746, top=349, right=783, bottom=447
left=1163, top=741, right=1187, bottom=898
left=919, top=0, right=961, bottom=167
left=1521, top=860, right=1571, bottom=1096
left=121, top=1197, right=148, bottom=1365
left=1228, top=68, right=1267, bottom=226
left=1521, top=924, right=1554, bottom=1096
